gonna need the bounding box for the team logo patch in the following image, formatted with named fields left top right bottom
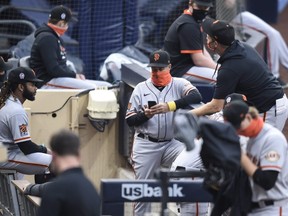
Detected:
left=61, top=13, right=66, bottom=20
left=265, top=151, right=280, bottom=162
left=154, top=53, right=160, bottom=62
left=19, top=72, right=25, bottom=80
left=225, top=96, right=232, bottom=104
left=19, top=124, right=28, bottom=136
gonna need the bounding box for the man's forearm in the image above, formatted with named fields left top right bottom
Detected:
left=190, top=101, right=220, bottom=116
left=241, top=152, right=257, bottom=177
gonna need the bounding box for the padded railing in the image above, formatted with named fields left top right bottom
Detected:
left=0, top=169, right=20, bottom=216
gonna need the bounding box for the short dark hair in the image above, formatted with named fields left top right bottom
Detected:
left=50, top=129, right=80, bottom=156
left=48, top=18, right=61, bottom=25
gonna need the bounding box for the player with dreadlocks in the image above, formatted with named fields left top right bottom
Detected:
left=0, top=67, right=52, bottom=177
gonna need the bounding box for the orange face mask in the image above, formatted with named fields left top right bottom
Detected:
left=238, top=117, right=264, bottom=137
left=47, top=23, right=68, bottom=36
left=151, top=70, right=172, bottom=87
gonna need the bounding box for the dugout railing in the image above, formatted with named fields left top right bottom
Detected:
left=101, top=169, right=213, bottom=216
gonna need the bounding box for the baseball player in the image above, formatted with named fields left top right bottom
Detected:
left=126, top=50, right=202, bottom=216
left=191, top=18, right=288, bottom=131
left=223, top=101, right=288, bottom=216
left=29, top=5, right=111, bottom=89
left=164, top=0, right=217, bottom=84
left=171, top=93, right=250, bottom=216
left=0, top=67, right=52, bottom=176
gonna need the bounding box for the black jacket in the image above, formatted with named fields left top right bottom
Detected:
left=199, top=117, right=250, bottom=216
left=29, top=24, right=76, bottom=86
left=38, top=168, right=100, bottom=216
left=214, top=40, right=283, bottom=113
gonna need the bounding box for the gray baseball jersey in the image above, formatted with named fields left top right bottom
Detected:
left=0, top=96, right=31, bottom=147
left=127, top=77, right=196, bottom=140
left=247, top=123, right=288, bottom=216
left=247, top=123, right=288, bottom=202
left=126, top=77, right=196, bottom=215
left=0, top=96, right=51, bottom=175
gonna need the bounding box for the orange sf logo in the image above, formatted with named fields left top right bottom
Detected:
left=154, top=53, right=160, bottom=62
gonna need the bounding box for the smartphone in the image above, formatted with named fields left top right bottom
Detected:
left=148, top=101, right=157, bottom=108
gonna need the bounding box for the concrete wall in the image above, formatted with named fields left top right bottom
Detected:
left=24, top=89, right=126, bottom=189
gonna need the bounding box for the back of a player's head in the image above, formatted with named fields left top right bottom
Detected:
left=202, top=18, right=235, bottom=46
left=223, top=100, right=249, bottom=129
left=224, top=93, right=254, bottom=107
left=50, top=129, right=80, bottom=156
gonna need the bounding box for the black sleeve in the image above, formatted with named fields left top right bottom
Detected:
left=252, top=168, right=278, bottom=190
left=174, top=89, right=202, bottom=109
left=38, top=35, right=76, bottom=78
left=126, top=112, right=149, bottom=127
left=17, top=140, right=47, bottom=155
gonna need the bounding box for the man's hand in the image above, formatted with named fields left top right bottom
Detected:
left=150, top=103, right=170, bottom=114
left=76, top=73, right=86, bottom=80
left=143, top=106, right=155, bottom=119
left=46, top=148, right=52, bottom=155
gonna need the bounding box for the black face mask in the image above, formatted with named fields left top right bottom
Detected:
left=193, top=9, right=208, bottom=22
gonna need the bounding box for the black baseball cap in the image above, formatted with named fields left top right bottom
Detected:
left=194, top=0, right=213, bottom=7
left=8, top=67, right=43, bottom=84
left=202, top=18, right=235, bottom=46
left=49, top=5, right=77, bottom=23
left=0, top=56, right=13, bottom=71
left=148, top=50, right=171, bottom=67
left=224, top=93, right=254, bottom=107
left=223, top=100, right=249, bottom=129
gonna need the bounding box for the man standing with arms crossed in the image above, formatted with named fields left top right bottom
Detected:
left=191, top=18, right=288, bottom=131
left=164, top=0, right=217, bottom=84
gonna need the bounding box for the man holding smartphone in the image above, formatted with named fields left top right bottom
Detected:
left=125, top=50, right=203, bottom=216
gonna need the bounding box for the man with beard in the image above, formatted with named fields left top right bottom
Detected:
left=0, top=67, right=52, bottom=176
left=164, top=0, right=217, bottom=84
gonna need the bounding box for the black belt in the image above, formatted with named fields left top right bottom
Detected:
left=137, top=133, right=171, bottom=143
left=251, top=200, right=274, bottom=209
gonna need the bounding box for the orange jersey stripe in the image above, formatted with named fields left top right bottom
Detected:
left=184, top=73, right=216, bottom=82
left=45, top=83, right=77, bottom=89
left=126, top=112, right=137, bottom=119
left=8, top=160, right=49, bottom=168
left=183, top=87, right=194, bottom=96
left=14, top=137, right=31, bottom=142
